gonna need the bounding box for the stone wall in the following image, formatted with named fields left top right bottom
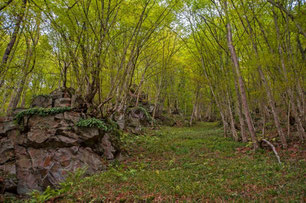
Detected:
left=0, top=88, right=120, bottom=195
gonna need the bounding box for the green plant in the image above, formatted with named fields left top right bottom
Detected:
left=76, top=118, right=109, bottom=131
left=29, top=168, right=87, bottom=203
left=27, top=122, right=305, bottom=202
left=29, top=186, right=63, bottom=203
left=15, top=107, right=72, bottom=124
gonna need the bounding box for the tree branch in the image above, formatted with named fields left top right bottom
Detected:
left=262, top=139, right=282, bottom=164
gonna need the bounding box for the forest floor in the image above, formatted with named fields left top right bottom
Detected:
left=30, top=122, right=304, bottom=202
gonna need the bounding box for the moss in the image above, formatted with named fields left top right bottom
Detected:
left=14, top=107, right=72, bottom=124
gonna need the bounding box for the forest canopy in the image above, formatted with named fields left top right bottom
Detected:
left=0, top=0, right=305, bottom=149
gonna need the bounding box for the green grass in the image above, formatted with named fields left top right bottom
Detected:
left=30, top=122, right=305, bottom=202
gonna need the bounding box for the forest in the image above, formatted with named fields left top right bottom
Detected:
left=0, top=0, right=305, bottom=202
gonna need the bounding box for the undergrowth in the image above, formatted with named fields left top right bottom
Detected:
left=28, top=168, right=87, bottom=203
left=28, top=122, right=305, bottom=202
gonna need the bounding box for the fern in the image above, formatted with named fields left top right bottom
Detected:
left=76, top=118, right=109, bottom=131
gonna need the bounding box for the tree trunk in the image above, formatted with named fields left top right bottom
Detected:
left=273, top=8, right=305, bottom=141
left=7, top=76, right=26, bottom=113
left=227, top=92, right=238, bottom=141
left=210, top=87, right=228, bottom=137
left=244, top=4, right=288, bottom=148
left=190, top=87, right=200, bottom=126
left=1, top=0, right=27, bottom=74
left=233, top=70, right=248, bottom=142
left=258, top=67, right=288, bottom=148
left=20, top=84, right=28, bottom=108
left=226, top=20, right=258, bottom=149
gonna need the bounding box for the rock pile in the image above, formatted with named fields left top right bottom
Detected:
left=115, top=85, right=189, bottom=134
left=115, top=86, right=157, bottom=134
left=0, top=88, right=120, bottom=195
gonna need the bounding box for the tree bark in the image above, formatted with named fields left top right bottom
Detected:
left=258, top=67, right=288, bottom=148
left=190, top=87, right=200, bottom=126
left=234, top=78, right=247, bottom=142
left=272, top=8, right=305, bottom=141
left=227, top=91, right=238, bottom=141
left=226, top=18, right=258, bottom=149
left=1, top=0, right=27, bottom=74
left=244, top=3, right=288, bottom=147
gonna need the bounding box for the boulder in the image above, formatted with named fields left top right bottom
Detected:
left=0, top=108, right=121, bottom=195
left=0, top=118, right=18, bottom=136
left=50, top=88, right=75, bottom=101
left=15, top=146, right=104, bottom=194
left=101, top=134, right=116, bottom=160
left=31, top=95, right=52, bottom=108
left=54, top=98, right=71, bottom=108
left=0, top=123, right=19, bottom=194
left=117, top=119, right=125, bottom=130
left=64, top=111, right=83, bottom=124
left=71, top=94, right=87, bottom=111
left=31, top=87, right=85, bottom=109
left=0, top=162, right=17, bottom=193
left=0, top=88, right=122, bottom=195
left=123, top=106, right=152, bottom=134
left=116, top=114, right=125, bottom=130
left=0, top=137, right=15, bottom=165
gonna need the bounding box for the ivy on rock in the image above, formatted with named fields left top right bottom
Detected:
left=76, top=118, right=110, bottom=132
left=14, top=107, right=72, bottom=124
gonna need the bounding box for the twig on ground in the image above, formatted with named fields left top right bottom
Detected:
left=262, top=139, right=281, bottom=164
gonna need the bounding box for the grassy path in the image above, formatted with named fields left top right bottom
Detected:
left=34, top=122, right=305, bottom=202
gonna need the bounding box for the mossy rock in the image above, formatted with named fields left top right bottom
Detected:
left=14, top=107, right=72, bottom=124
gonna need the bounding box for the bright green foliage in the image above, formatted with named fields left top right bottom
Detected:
left=14, top=107, right=71, bottom=124
left=29, top=123, right=305, bottom=202
left=29, top=168, right=87, bottom=203
left=76, top=118, right=109, bottom=132
left=1, top=0, right=305, bottom=201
